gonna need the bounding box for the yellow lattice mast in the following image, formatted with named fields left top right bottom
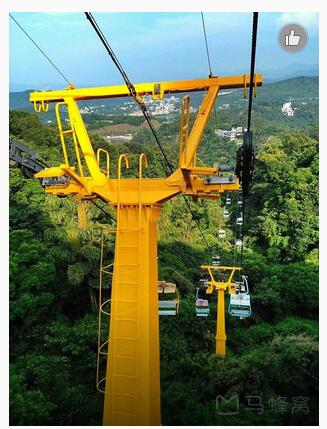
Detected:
left=31, top=74, right=262, bottom=425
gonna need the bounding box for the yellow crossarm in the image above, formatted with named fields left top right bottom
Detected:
left=30, top=75, right=262, bottom=103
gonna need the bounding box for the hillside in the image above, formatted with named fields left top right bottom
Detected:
left=9, top=76, right=318, bottom=122
left=9, top=75, right=319, bottom=425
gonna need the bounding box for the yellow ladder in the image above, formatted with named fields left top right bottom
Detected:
left=55, top=102, right=85, bottom=176
left=96, top=228, right=115, bottom=393
left=99, top=154, right=161, bottom=425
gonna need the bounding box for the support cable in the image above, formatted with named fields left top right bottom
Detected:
left=10, top=13, right=120, bottom=227
left=9, top=13, right=111, bottom=139
left=91, top=200, right=116, bottom=224
left=84, top=12, right=173, bottom=174
left=85, top=12, right=211, bottom=251
left=9, top=13, right=72, bottom=87
left=200, top=13, right=213, bottom=77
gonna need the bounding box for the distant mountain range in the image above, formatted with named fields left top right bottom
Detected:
left=9, top=63, right=318, bottom=93
left=9, top=75, right=319, bottom=124
left=260, top=64, right=319, bottom=83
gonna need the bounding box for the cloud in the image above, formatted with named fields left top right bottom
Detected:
left=277, top=13, right=318, bottom=29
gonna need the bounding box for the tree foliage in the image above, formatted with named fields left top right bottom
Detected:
left=9, top=97, right=318, bottom=426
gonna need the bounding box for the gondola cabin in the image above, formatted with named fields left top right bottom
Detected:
left=218, top=229, right=226, bottom=239
left=158, top=281, right=180, bottom=316
left=195, top=287, right=210, bottom=317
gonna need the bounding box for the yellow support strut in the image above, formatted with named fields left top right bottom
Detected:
left=216, top=288, right=226, bottom=357
left=201, top=265, right=240, bottom=357
left=104, top=203, right=161, bottom=425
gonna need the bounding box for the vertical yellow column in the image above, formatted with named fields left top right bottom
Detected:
left=215, top=288, right=226, bottom=357
left=103, top=204, right=161, bottom=426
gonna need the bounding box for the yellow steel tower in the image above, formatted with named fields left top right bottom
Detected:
left=31, top=74, right=262, bottom=425
left=201, top=265, right=241, bottom=357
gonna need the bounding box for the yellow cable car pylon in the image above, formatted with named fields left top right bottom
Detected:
left=31, top=74, right=263, bottom=425
left=200, top=265, right=241, bottom=357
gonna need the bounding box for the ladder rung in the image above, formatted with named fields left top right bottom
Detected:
left=115, top=317, right=137, bottom=322
left=113, top=354, right=137, bottom=359
left=62, top=129, right=74, bottom=135
left=112, top=410, right=136, bottom=417
left=113, top=374, right=137, bottom=379
left=119, top=228, right=141, bottom=232
left=112, top=393, right=137, bottom=398
left=114, top=337, right=137, bottom=341
left=116, top=281, right=139, bottom=285
left=116, top=263, right=140, bottom=267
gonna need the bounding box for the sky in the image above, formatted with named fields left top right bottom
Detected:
left=9, top=12, right=319, bottom=91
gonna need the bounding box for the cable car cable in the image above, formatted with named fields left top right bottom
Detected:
left=84, top=12, right=174, bottom=175
left=199, top=12, right=221, bottom=252
left=85, top=12, right=211, bottom=251
left=247, top=12, right=258, bottom=134
left=239, top=12, right=259, bottom=269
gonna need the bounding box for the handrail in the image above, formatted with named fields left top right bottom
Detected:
left=54, top=102, right=85, bottom=176
left=55, top=102, right=70, bottom=166
left=138, top=153, right=149, bottom=179
left=117, top=154, right=129, bottom=223
left=66, top=103, right=84, bottom=177
left=118, top=154, right=129, bottom=180
left=97, top=148, right=110, bottom=179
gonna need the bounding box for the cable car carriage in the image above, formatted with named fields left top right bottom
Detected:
left=195, top=283, right=210, bottom=317
left=158, top=281, right=180, bottom=316
left=228, top=276, right=251, bottom=318
left=236, top=216, right=243, bottom=226
left=223, top=209, right=230, bottom=218
left=218, top=229, right=226, bottom=239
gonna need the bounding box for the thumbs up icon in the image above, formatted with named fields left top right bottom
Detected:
left=285, top=29, right=301, bottom=46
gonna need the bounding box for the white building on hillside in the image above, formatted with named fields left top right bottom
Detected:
left=281, top=102, right=295, bottom=117
left=215, top=126, right=244, bottom=141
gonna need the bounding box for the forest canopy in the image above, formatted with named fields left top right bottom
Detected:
left=9, top=81, right=318, bottom=427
